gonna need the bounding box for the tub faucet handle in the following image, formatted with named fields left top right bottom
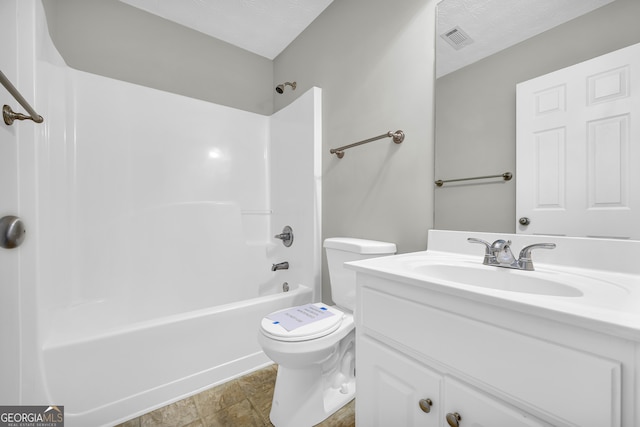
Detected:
left=274, top=225, right=294, bottom=247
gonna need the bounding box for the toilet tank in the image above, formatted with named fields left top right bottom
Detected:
left=324, top=238, right=396, bottom=311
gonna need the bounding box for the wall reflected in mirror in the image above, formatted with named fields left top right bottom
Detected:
left=434, top=0, right=640, bottom=238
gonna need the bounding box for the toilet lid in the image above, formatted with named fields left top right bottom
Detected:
left=261, top=303, right=345, bottom=342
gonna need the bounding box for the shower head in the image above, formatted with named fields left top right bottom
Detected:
left=275, top=81, right=296, bottom=94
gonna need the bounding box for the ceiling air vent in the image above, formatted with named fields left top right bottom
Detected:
left=440, top=26, right=473, bottom=50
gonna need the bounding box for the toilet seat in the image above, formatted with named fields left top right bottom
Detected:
left=260, top=303, right=345, bottom=342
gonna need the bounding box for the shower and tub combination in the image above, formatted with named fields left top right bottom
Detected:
left=1, top=3, right=322, bottom=426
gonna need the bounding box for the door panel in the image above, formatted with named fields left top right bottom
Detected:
left=517, top=42, right=640, bottom=239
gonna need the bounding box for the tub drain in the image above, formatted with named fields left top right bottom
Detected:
left=282, top=282, right=290, bottom=292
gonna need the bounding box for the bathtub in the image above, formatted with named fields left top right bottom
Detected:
left=35, top=201, right=316, bottom=426
left=41, top=283, right=312, bottom=426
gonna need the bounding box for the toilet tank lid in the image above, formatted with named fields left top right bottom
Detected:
left=323, top=237, right=397, bottom=254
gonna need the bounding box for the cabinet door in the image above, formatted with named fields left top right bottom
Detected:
left=356, top=336, right=441, bottom=427
left=444, top=378, right=552, bottom=427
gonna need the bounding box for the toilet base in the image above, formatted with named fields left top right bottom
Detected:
left=269, top=331, right=355, bottom=427
left=269, top=367, right=354, bottom=427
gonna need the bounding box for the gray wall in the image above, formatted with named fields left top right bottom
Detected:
left=274, top=0, right=436, bottom=303
left=434, top=0, right=640, bottom=233
left=41, top=0, right=437, bottom=305
left=41, top=0, right=274, bottom=115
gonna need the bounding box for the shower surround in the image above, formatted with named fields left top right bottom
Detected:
left=2, top=2, right=322, bottom=426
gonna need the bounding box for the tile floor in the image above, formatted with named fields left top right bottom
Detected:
left=115, top=364, right=355, bottom=427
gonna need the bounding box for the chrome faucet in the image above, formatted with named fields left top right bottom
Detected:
left=271, top=261, right=289, bottom=271
left=468, top=238, right=556, bottom=271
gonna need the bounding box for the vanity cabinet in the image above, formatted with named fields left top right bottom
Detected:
left=357, top=336, right=550, bottom=427
left=354, top=273, right=636, bottom=427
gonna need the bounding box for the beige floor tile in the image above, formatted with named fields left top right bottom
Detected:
left=140, top=397, right=199, bottom=427
left=315, top=399, right=355, bottom=427
left=201, top=399, right=266, bottom=427
left=114, top=418, right=141, bottom=427
left=237, top=365, right=277, bottom=394
left=194, top=379, right=246, bottom=418
left=250, top=396, right=273, bottom=426
left=237, top=366, right=277, bottom=424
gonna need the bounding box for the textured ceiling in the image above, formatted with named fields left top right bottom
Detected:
left=120, top=0, right=616, bottom=74
left=120, top=0, right=334, bottom=59
left=437, top=0, right=616, bottom=78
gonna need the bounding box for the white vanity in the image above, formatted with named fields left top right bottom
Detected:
left=347, top=230, right=640, bottom=427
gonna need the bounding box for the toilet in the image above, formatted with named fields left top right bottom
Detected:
left=258, top=237, right=397, bottom=427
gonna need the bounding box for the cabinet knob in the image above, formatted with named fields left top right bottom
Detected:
left=418, top=398, right=433, bottom=413
left=446, top=412, right=461, bottom=427
left=519, top=217, right=530, bottom=226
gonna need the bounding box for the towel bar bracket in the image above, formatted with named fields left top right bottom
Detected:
left=1, top=69, right=44, bottom=126
left=3, top=104, right=43, bottom=125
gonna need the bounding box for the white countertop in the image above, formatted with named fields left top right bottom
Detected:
left=347, top=230, right=640, bottom=342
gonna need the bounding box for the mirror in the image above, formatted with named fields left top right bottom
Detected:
left=434, top=0, right=640, bottom=237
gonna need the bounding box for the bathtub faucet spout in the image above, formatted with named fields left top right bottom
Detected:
left=271, top=262, right=289, bottom=271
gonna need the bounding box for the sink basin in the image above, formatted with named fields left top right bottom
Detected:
left=413, top=263, right=584, bottom=297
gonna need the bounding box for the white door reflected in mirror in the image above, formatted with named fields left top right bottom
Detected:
left=516, top=42, right=640, bottom=239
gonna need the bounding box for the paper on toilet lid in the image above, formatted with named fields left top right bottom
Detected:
left=262, top=303, right=344, bottom=341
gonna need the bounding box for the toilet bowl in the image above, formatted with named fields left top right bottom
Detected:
left=258, top=238, right=396, bottom=427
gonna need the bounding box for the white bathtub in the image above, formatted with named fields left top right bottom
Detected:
left=41, top=283, right=312, bottom=427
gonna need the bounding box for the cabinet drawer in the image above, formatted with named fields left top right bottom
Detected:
left=360, top=287, right=621, bottom=427
left=444, top=377, right=551, bottom=427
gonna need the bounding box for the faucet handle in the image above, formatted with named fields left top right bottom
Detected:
left=468, top=237, right=490, bottom=247
left=518, top=243, right=556, bottom=271
left=274, top=225, right=294, bottom=247
left=467, top=238, right=494, bottom=265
